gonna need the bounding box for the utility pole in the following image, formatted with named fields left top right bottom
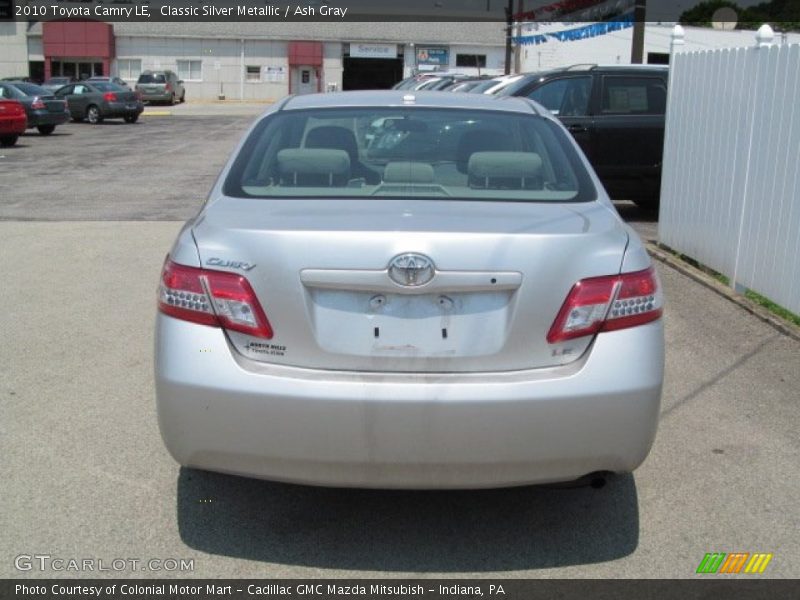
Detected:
left=504, top=0, right=514, bottom=74
left=514, top=0, right=524, bottom=73
left=630, top=0, right=647, bottom=64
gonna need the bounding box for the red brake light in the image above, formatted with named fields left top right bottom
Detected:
left=103, top=92, right=118, bottom=102
left=547, top=267, right=662, bottom=343
left=165, top=82, right=172, bottom=92
left=31, top=96, right=45, bottom=110
left=158, top=259, right=273, bottom=339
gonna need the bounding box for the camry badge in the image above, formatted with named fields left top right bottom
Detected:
left=388, top=253, right=435, bottom=287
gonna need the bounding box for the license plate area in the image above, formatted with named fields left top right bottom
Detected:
left=307, top=289, right=512, bottom=358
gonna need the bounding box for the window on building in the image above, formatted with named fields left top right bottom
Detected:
left=117, top=59, right=142, bottom=81
left=456, top=54, right=487, bottom=68
left=177, top=60, right=202, bottom=82
left=246, top=65, right=261, bottom=82
left=647, top=52, right=670, bottom=65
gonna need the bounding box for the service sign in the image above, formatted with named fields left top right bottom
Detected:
left=349, top=43, right=397, bottom=59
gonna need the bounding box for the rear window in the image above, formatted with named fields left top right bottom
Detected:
left=92, top=82, right=125, bottom=92
left=137, top=73, right=167, bottom=84
left=13, top=83, right=50, bottom=97
left=224, top=107, right=596, bottom=203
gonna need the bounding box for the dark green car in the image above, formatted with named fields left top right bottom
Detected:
left=55, top=81, right=144, bottom=124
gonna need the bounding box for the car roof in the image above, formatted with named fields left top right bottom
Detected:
left=281, top=90, right=542, bottom=115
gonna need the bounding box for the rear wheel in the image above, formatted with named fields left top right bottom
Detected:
left=86, top=105, right=103, bottom=125
left=0, top=135, right=19, bottom=147
left=37, top=125, right=55, bottom=135
left=168, top=94, right=176, bottom=106
left=124, top=114, right=139, bottom=124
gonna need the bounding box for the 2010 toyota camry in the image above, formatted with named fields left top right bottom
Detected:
left=155, top=91, right=664, bottom=489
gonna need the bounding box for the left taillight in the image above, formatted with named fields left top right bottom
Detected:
left=31, top=96, right=45, bottom=110
left=547, top=267, right=663, bottom=343
left=158, top=258, right=273, bottom=339
left=103, top=92, right=118, bottom=102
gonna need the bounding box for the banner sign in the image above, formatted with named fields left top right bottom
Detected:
left=514, top=12, right=634, bottom=46
left=350, top=43, right=397, bottom=59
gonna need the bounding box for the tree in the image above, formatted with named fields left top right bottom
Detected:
left=679, top=0, right=800, bottom=31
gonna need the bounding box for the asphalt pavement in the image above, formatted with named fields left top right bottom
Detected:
left=1, top=112, right=797, bottom=579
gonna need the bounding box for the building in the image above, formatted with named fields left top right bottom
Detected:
left=517, top=21, right=800, bottom=71
left=0, top=21, right=508, bottom=99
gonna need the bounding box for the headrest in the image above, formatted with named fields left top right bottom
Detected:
left=468, top=151, right=543, bottom=180
left=305, top=126, right=359, bottom=160
left=383, top=162, right=435, bottom=184
left=277, top=148, right=350, bottom=176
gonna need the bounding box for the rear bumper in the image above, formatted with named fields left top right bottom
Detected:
left=140, top=92, right=172, bottom=102
left=26, top=110, right=69, bottom=128
left=155, top=315, right=664, bottom=489
left=103, top=101, right=144, bottom=118
left=0, top=116, right=27, bottom=135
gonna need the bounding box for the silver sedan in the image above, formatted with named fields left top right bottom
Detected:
left=155, top=91, right=664, bottom=489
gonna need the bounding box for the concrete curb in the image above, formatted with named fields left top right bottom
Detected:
left=647, top=242, right=800, bottom=342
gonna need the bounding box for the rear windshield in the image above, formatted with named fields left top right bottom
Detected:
left=224, top=107, right=595, bottom=203
left=137, top=73, right=166, bottom=84
left=13, top=83, right=50, bottom=97
left=92, top=82, right=125, bottom=92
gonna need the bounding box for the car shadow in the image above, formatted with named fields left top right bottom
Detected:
left=176, top=468, right=639, bottom=572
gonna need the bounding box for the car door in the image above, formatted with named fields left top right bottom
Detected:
left=524, top=75, right=595, bottom=161
left=55, top=84, right=76, bottom=114
left=62, top=84, right=90, bottom=117
left=590, top=74, right=667, bottom=195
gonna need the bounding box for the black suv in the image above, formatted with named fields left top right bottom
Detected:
left=500, top=64, right=668, bottom=208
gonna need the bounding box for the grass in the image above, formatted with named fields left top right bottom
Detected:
left=666, top=247, right=800, bottom=328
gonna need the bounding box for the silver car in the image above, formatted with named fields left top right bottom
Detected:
left=155, top=91, right=664, bottom=489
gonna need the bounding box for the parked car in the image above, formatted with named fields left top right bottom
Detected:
left=55, top=81, right=144, bottom=124
left=41, top=77, right=76, bottom=93
left=0, top=82, right=70, bottom=135
left=0, top=99, right=27, bottom=147
left=499, top=64, right=669, bottom=208
left=155, top=90, right=665, bottom=489
left=442, top=78, right=487, bottom=92
left=88, top=76, right=131, bottom=90
left=135, top=70, right=185, bottom=105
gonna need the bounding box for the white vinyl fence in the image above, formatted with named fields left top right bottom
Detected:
left=659, top=37, right=800, bottom=315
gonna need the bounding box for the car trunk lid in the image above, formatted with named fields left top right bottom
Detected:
left=191, top=198, right=629, bottom=372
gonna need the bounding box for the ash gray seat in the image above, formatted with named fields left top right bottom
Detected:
left=467, top=151, right=543, bottom=190
left=305, top=126, right=380, bottom=184
left=383, top=162, right=435, bottom=184
left=277, top=149, right=351, bottom=187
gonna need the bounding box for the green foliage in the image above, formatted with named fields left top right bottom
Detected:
left=679, top=0, right=800, bottom=32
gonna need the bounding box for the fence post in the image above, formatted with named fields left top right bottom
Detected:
left=756, top=24, right=774, bottom=48
left=670, top=24, right=685, bottom=56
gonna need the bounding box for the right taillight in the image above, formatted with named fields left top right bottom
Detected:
left=158, top=259, right=273, bottom=339
left=547, top=267, right=662, bottom=343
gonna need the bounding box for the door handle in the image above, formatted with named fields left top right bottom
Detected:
left=567, top=124, right=588, bottom=133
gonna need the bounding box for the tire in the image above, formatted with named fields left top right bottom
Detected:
left=168, top=93, right=176, bottom=106
left=37, top=125, right=55, bottom=135
left=86, top=105, right=103, bottom=125
left=180, top=90, right=186, bottom=103
left=124, top=114, right=139, bottom=124
left=0, top=135, right=19, bottom=147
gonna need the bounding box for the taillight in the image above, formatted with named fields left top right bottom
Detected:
left=31, top=96, right=45, bottom=110
left=165, top=83, right=172, bottom=92
left=158, top=259, right=273, bottom=339
left=103, top=92, right=118, bottom=102
left=547, top=267, right=662, bottom=343
left=135, top=90, right=142, bottom=101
